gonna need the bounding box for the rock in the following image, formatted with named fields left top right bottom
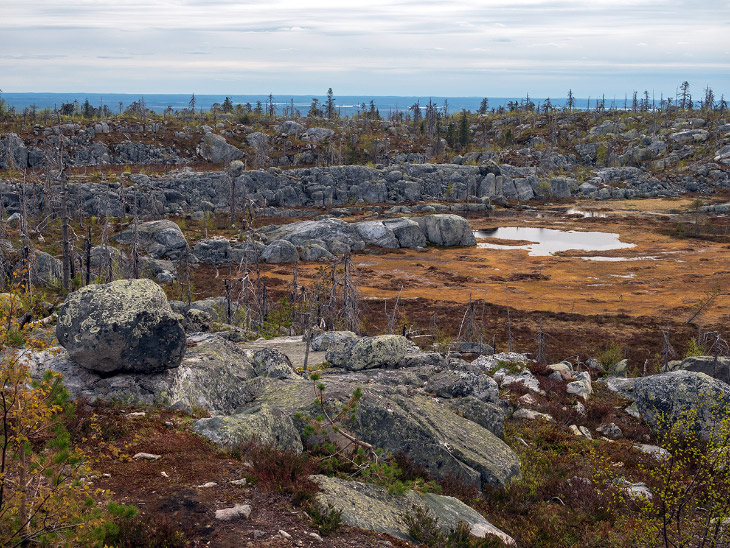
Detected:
left=309, top=331, right=358, bottom=352
left=383, top=218, right=426, bottom=248
left=278, top=120, right=305, bottom=136
left=246, top=132, right=268, bottom=148
left=16, top=250, right=62, bottom=287
left=449, top=396, right=505, bottom=438
left=632, top=371, right=730, bottom=438
left=260, top=219, right=364, bottom=254
left=353, top=221, right=399, bottom=249
left=425, top=370, right=499, bottom=403
left=194, top=404, right=303, bottom=452
left=311, top=475, right=515, bottom=545
left=255, top=379, right=520, bottom=489
left=181, top=308, right=213, bottom=333
left=608, top=359, right=628, bottom=378
left=301, top=128, right=335, bottom=143
left=597, top=422, right=622, bottom=439
left=326, top=335, right=410, bottom=370
left=415, top=214, right=476, bottom=246
left=670, top=355, right=730, bottom=384
left=251, top=348, right=300, bottom=379
left=199, top=133, right=243, bottom=163
left=471, top=352, right=528, bottom=372
left=566, top=372, right=592, bottom=399
left=261, top=239, right=299, bottom=264
left=512, top=409, right=555, bottom=422
left=31, top=333, right=258, bottom=415
left=133, top=452, right=161, bottom=461
left=56, top=279, right=186, bottom=374
left=114, top=220, right=188, bottom=260
left=493, top=367, right=543, bottom=394
left=215, top=504, right=252, bottom=521
left=633, top=443, right=671, bottom=459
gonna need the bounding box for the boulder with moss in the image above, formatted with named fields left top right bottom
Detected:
left=56, top=279, right=186, bottom=374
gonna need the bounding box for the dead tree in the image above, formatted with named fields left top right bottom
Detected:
left=660, top=324, right=677, bottom=372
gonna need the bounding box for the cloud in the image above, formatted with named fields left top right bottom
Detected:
left=1, top=0, right=728, bottom=96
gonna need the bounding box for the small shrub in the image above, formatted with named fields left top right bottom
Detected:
left=598, top=341, right=623, bottom=370
left=101, top=502, right=189, bottom=548
left=306, top=502, right=343, bottom=537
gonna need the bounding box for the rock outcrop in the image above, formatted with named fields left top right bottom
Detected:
left=55, top=279, right=186, bottom=374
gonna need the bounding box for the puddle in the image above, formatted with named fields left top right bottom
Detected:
left=475, top=227, right=635, bottom=257
left=566, top=208, right=608, bottom=218
left=580, top=256, right=658, bottom=262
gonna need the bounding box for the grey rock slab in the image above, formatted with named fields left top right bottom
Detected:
left=632, top=371, right=730, bottom=439
left=194, top=404, right=303, bottom=452
left=114, top=219, right=188, bottom=260
left=261, top=239, right=299, bottom=264
left=311, top=475, right=514, bottom=544
left=326, top=335, right=410, bottom=371
left=415, top=214, right=476, bottom=246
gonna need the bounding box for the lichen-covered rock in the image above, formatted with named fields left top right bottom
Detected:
left=194, top=404, right=303, bottom=452
left=114, top=220, right=188, bottom=260
left=56, top=279, right=186, bottom=374
left=566, top=371, right=593, bottom=399
left=311, top=475, right=514, bottom=545
left=261, top=239, right=299, bottom=264
left=326, top=335, right=410, bottom=370
left=310, top=330, right=358, bottom=352
left=415, top=214, right=476, bottom=246
left=668, top=355, right=730, bottom=384
left=449, top=396, right=505, bottom=439
left=31, top=333, right=258, bottom=414
left=632, top=371, right=730, bottom=439
left=256, top=379, right=520, bottom=489
left=198, top=133, right=243, bottom=163
left=353, top=221, right=400, bottom=249
left=251, top=348, right=300, bottom=379
left=383, top=218, right=426, bottom=248
left=425, top=370, right=499, bottom=403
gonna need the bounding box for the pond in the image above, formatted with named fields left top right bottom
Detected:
left=474, top=227, right=636, bottom=257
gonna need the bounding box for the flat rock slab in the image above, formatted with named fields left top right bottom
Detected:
left=238, top=336, right=326, bottom=370
left=312, top=475, right=514, bottom=545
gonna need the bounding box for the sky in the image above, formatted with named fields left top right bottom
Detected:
left=1, top=0, right=729, bottom=98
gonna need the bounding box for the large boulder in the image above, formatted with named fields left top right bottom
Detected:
left=312, top=475, right=514, bottom=545
left=14, top=250, right=62, bottom=287
left=114, top=220, right=188, bottom=260
left=260, top=219, right=364, bottom=254
left=310, top=330, right=358, bottom=351
left=194, top=404, right=303, bottom=452
left=632, top=371, right=730, bottom=439
left=31, top=333, right=259, bottom=414
left=326, top=335, right=410, bottom=370
left=301, top=127, right=335, bottom=143
left=668, top=355, right=730, bottom=384
left=261, top=239, right=299, bottom=264
left=198, top=133, right=243, bottom=163
left=56, top=279, right=186, bottom=374
left=416, top=214, right=476, bottom=246
left=383, top=218, right=427, bottom=248
left=353, top=221, right=399, bottom=249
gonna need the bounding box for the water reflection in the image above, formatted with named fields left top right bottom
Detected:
left=474, top=227, right=635, bottom=257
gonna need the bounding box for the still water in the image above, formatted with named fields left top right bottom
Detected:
left=474, top=227, right=635, bottom=257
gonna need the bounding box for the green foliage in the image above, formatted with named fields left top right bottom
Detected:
left=306, top=502, right=343, bottom=536
left=598, top=341, right=623, bottom=370
left=684, top=337, right=708, bottom=358
left=100, top=502, right=188, bottom=548
left=261, top=297, right=294, bottom=339
left=596, top=143, right=609, bottom=166
left=402, top=506, right=502, bottom=548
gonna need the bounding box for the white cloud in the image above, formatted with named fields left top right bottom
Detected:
left=0, top=0, right=728, bottom=96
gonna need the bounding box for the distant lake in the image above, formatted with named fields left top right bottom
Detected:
left=1, top=93, right=607, bottom=116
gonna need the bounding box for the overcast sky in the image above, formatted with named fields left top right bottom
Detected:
left=2, top=0, right=729, bottom=97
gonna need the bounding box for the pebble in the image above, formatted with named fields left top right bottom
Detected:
left=127, top=412, right=146, bottom=418
left=230, top=478, right=247, bottom=486
left=197, top=482, right=217, bottom=488
left=279, top=530, right=291, bottom=539
left=308, top=532, right=323, bottom=542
